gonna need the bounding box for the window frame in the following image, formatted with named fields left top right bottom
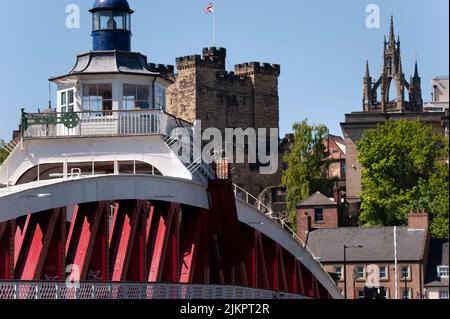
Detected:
left=123, top=84, right=150, bottom=110
left=314, top=207, right=324, bottom=224
left=82, top=83, right=113, bottom=113
left=379, top=265, right=389, bottom=281
left=438, top=266, right=449, bottom=278
left=60, top=89, right=75, bottom=113
left=439, top=289, right=449, bottom=299
left=334, top=266, right=343, bottom=281
left=355, top=265, right=366, bottom=281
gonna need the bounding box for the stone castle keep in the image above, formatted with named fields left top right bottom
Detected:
left=166, top=47, right=282, bottom=196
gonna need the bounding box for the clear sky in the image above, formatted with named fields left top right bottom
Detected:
left=0, top=0, right=448, bottom=140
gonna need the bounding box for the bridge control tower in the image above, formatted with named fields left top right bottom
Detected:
left=0, top=0, right=341, bottom=300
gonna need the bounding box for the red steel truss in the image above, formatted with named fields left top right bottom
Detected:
left=0, top=180, right=332, bottom=299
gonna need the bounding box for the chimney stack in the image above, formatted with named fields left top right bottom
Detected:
left=408, top=210, right=429, bottom=230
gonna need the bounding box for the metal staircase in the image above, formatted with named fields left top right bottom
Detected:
left=162, top=122, right=216, bottom=183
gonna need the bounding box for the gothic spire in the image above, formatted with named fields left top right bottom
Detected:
left=389, top=15, right=395, bottom=48
left=414, top=60, right=420, bottom=78
left=365, top=60, right=371, bottom=78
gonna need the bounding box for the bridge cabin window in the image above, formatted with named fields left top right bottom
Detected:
left=82, top=84, right=113, bottom=112
left=93, top=11, right=131, bottom=31
left=123, top=84, right=150, bottom=109
left=155, top=84, right=166, bottom=110
left=60, top=89, right=74, bottom=113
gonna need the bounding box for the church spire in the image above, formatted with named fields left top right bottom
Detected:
left=365, top=60, right=371, bottom=78
left=389, top=15, right=396, bottom=48
left=414, top=60, right=420, bottom=78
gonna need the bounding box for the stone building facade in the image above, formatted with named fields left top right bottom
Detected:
left=166, top=47, right=282, bottom=196
left=340, top=17, right=448, bottom=218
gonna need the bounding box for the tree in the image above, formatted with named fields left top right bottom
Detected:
left=0, top=141, right=8, bottom=165
left=282, top=119, right=331, bottom=225
left=357, top=119, right=449, bottom=238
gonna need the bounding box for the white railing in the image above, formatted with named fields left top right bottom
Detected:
left=23, top=109, right=175, bottom=138
left=0, top=282, right=305, bottom=300
left=232, top=184, right=336, bottom=285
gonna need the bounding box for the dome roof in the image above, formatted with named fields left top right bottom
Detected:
left=90, top=0, right=133, bottom=13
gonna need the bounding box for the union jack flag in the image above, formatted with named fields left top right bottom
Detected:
left=203, top=2, right=215, bottom=14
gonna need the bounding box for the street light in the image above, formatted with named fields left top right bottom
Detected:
left=343, top=244, right=363, bottom=299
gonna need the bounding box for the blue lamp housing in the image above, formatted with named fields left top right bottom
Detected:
left=90, top=0, right=134, bottom=51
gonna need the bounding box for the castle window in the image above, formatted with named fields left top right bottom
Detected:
left=123, top=84, right=150, bottom=109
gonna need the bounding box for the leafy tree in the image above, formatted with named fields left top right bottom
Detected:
left=0, top=141, right=8, bottom=165
left=358, top=119, right=449, bottom=238
left=282, top=119, right=331, bottom=225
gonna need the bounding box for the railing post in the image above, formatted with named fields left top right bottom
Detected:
left=37, top=161, right=40, bottom=184
left=63, top=154, right=68, bottom=180
left=92, top=152, right=95, bottom=176
left=114, top=153, right=118, bottom=175
left=133, top=154, right=136, bottom=175
left=6, top=164, right=9, bottom=191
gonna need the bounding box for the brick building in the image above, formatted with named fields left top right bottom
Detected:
left=301, top=211, right=431, bottom=299
left=166, top=47, right=282, bottom=196
left=424, top=239, right=449, bottom=299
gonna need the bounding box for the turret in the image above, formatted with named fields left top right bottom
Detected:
left=90, top=0, right=134, bottom=51
left=363, top=61, right=373, bottom=111
left=409, top=61, right=423, bottom=111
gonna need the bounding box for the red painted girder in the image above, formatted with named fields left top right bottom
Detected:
left=66, top=202, right=108, bottom=280
left=256, top=233, right=269, bottom=290
left=0, top=221, right=15, bottom=279
left=277, top=246, right=288, bottom=292
left=179, top=208, right=205, bottom=283
left=147, top=203, right=178, bottom=282
left=14, top=209, right=61, bottom=280
left=14, top=215, right=31, bottom=267
left=110, top=200, right=146, bottom=282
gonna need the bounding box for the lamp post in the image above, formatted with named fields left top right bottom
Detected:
left=343, top=244, right=363, bottom=299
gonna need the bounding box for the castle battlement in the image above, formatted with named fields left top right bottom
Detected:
left=148, top=63, right=175, bottom=78
left=235, top=62, right=281, bottom=77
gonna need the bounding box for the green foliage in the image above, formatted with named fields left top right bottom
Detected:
left=358, top=120, right=449, bottom=238
left=282, top=119, right=331, bottom=225
left=0, top=140, right=8, bottom=165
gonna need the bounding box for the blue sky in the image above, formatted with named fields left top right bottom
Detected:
left=0, top=0, right=448, bottom=140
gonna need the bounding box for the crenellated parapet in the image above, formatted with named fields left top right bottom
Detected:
left=234, top=62, right=281, bottom=77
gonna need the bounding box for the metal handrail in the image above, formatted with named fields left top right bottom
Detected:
left=232, top=183, right=336, bottom=285
left=0, top=281, right=306, bottom=300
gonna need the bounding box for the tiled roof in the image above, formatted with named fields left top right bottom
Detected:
left=306, top=226, right=428, bottom=263
left=296, top=192, right=336, bottom=207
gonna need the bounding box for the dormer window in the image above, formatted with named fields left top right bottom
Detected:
left=438, top=266, right=449, bottom=278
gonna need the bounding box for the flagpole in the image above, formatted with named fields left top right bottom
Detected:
left=213, top=1, right=216, bottom=46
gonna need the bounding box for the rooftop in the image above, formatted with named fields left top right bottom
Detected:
left=425, top=239, right=449, bottom=287
left=306, top=226, right=428, bottom=263
left=296, top=192, right=336, bottom=208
